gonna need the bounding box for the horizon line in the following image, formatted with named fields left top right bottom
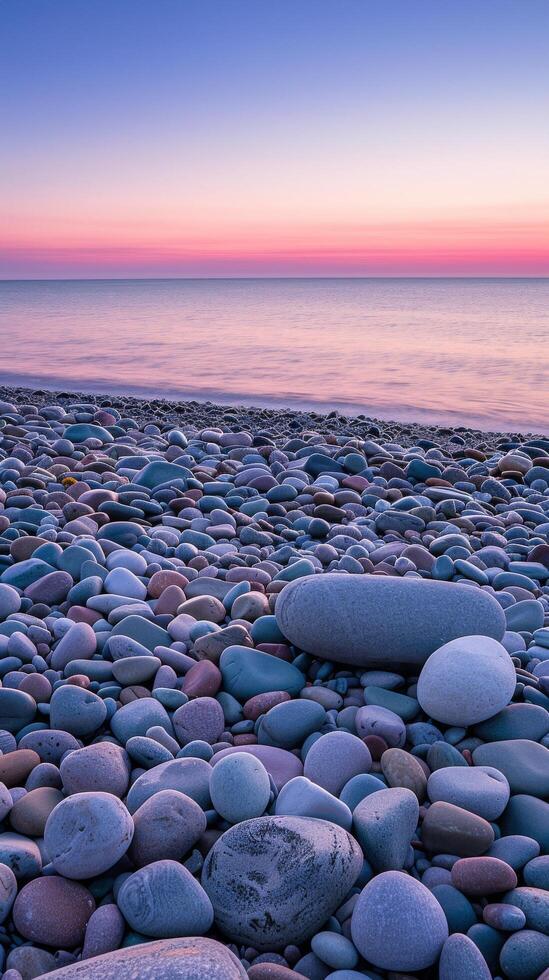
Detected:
left=1, top=274, right=548, bottom=284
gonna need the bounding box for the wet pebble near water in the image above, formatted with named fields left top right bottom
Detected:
left=0, top=385, right=547, bottom=978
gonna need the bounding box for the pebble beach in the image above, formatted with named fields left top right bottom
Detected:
left=0, top=382, right=547, bottom=980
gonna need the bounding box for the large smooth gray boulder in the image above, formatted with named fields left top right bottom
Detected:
left=275, top=575, right=505, bottom=667
left=201, top=815, right=362, bottom=950
left=36, top=938, right=247, bottom=979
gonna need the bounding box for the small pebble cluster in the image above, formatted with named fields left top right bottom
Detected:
left=0, top=385, right=547, bottom=980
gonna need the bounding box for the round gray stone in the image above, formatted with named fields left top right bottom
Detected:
left=417, top=635, right=516, bottom=726
left=44, top=791, right=134, bottom=879
left=351, top=870, right=449, bottom=971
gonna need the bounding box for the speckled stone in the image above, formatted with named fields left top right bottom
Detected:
left=438, top=933, right=492, bottom=980
left=12, top=876, right=95, bottom=948
left=60, top=741, right=130, bottom=797
left=201, top=815, right=363, bottom=950
left=39, top=938, right=248, bottom=979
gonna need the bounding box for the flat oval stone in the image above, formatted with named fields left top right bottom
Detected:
left=13, top=876, right=95, bottom=948
left=427, top=765, right=510, bottom=820
left=451, top=856, right=518, bottom=894
left=473, top=703, right=549, bottom=742
left=40, top=938, right=248, bottom=979
left=44, top=791, right=134, bottom=878
left=421, top=801, right=494, bottom=857
left=275, top=575, right=505, bottom=667
left=201, top=815, right=363, bottom=950
left=417, top=635, right=516, bottom=726
left=472, top=740, right=549, bottom=798
left=220, top=646, right=305, bottom=700
left=351, top=870, right=448, bottom=971
left=117, top=859, right=214, bottom=938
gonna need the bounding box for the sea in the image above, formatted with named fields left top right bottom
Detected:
left=0, top=277, right=547, bottom=433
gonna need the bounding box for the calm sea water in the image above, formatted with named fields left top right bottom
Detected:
left=0, top=277, right=548, bottom=433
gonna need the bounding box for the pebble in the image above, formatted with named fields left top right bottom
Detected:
left=472, top=738, right=549, bottom=797
left=12, top=876, right=95, bottom=948
left=353, top=787, right=418, bottom=870
left=438, top=932, right=492, bottom=980
left=451, top=855, right=518, bottom=894
left=275, top=776, right=352, bottom=830
left=350, top=870, right=448, bottom=971
left=44, top=791, right=134, bottom=878
left=209, top=752, right=271, bottom=823
left=303, top=731, right=372, bottom=796
left=117, top=859, right=214, bottom=937
left=129, top=789, right=206, bottom=866
left=421, top=801, right=495, bottom=856
left=427, top=764, right=510, bottom=820
left=417, top=635, right=516, bottom=725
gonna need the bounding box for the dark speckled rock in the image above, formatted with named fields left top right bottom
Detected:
left=35, top=937, right=248, bottom=979
left=201, top=815, right=363, bottom=950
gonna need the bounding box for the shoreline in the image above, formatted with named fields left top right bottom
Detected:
left=1, top=381, right=547, bottom=451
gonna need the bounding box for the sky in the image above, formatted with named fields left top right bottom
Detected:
left=1, top=0, right=548, bottom=278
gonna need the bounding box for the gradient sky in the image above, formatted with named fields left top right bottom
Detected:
left=1, top=0, right=548, bottom=278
